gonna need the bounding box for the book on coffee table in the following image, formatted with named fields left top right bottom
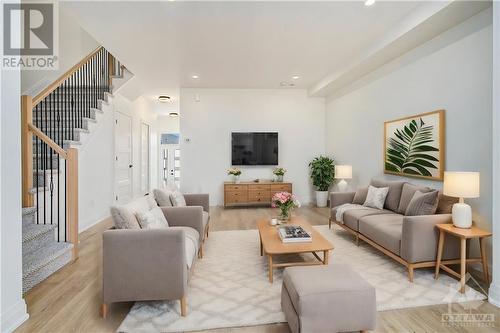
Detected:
left=278, top=225, right=312, bottom=243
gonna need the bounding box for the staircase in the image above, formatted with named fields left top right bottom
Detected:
left=21, top=47, right=121, bottom=293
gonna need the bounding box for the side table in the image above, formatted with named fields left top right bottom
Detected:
left=434, top=223, right=492, bottom=293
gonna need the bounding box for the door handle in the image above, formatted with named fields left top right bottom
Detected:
left=129, top=164, right=133, bottom=168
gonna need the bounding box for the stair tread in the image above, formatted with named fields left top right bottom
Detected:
left=23, top=242, right=73, bottom=278
left=22, top=207, right=37, bottom=216
left=22, top=223, right=56, bottom=244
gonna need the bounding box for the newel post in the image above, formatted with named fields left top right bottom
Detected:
left=66, top=148, right=79, bottom=260
left=21, top=95, right=34, bottom=208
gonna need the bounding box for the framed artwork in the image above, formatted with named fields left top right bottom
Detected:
left=384, top=110, right=445, bottom=181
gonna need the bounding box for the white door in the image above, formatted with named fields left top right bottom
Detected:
left=115, top=112, right=133, bottom=204
left=160, top=133, right=181, bottom=188
left=140, top=122, right=150, bottom=195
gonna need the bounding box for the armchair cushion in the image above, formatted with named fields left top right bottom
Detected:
left=110, top=196, right=156, bottom=229
left=170, top=190, right=187, bottom=207
left=169, top=226, right=199, bottom=269
left=153, top=188, right=173, bottom=207
left=136, top=206, right=169, bottom=229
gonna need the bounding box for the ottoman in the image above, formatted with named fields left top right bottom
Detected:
left=281, top=264, right=376, bottom=333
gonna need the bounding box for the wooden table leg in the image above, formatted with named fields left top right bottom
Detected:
left=460, top=238, right=466, bottom=293
left=268, top=254, right=273, bottom=283
left=323, top=250, right=329, bottom=265
left=435, top=229, right=445, bottom=279
left=480, top=237, right=490, bottom=284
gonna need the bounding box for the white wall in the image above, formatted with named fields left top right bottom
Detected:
left=489, top=2, right=500, bottom=308
left=0, top=49, right=29, bottom=332
left=180, top=89, right=325, bottom=206
left=158, top=115, right=180, bottom=134
left=78, top=94, right=158, bottom=231
left=325, top=10, right=492, bottom=260
left=21, top=5, right=99, bottom=95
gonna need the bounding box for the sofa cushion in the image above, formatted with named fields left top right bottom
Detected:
left=363, top=185, right=389, bottom=210
left=136, top=206, right=169, bottom=229
left=352, top=187, right=368, bottom=205
left=170, top=226, right=199, bottom=269
left=153, top=188, right=173, bottom=207
left=405, top=190, right=439, bottom=216
left=170, top=190, right=187, bottom=207
left=110, top=196, right=156, bottom=229
left=436, top=192, right=459, bottom=214
left=397, top=183, right=431, bottom=214
left=370, top=179, right=405, bottom=212
left=343, top=208, right=395, bottom=231
left=359, top=214, right=403, bottom=255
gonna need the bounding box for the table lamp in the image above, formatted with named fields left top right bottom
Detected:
left=443, top=171, right=480, bottom=228
left=335, top=165, right=352, bottom=192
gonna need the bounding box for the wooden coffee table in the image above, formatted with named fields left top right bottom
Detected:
left=257, top=217, right=334, bottom=283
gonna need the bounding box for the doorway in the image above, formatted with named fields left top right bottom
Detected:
left=114, top=112, right=133, bottom=204
left=140, top=122, right=150, bottom=195
left=160, top=133, right=180, bottom=188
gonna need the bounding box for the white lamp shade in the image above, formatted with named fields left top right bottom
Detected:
left=335, top=165, right=352, bottom=179
left=443, top=172, right=480, bottom=198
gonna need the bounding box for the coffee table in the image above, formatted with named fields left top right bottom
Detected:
left=257, top=217, right=334, bottom=283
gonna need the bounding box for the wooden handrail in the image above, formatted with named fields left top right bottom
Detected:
left=28, top=123, right=67, bottom=158
left=33, top=46, right=103, bottom=106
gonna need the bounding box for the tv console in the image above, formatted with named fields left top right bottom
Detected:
left=224, top=181, right=292, bottom=207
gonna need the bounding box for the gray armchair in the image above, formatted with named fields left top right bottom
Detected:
left=102, top=207, right=202, bottom=318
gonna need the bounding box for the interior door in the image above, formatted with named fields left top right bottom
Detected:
left=160, top=133, right=181, bottom=188
left=115, top=112, right=133, bottom=204
left=140, top=122, right=150, bottom=195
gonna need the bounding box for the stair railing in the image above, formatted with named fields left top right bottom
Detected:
left=21, top=46, right=115, bottom=260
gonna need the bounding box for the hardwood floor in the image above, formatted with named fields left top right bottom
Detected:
left=16, top=206, right=500, bottom=333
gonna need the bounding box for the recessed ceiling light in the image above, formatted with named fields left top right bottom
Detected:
left=169, top=112, right=179, bottom=117
left=158, top=95, right=171, bottom=102
left=364, top=0, right=375, bottom=6
left=191, top=75, right=199, bottom=79
left=292, top=75, right=300, bottom=80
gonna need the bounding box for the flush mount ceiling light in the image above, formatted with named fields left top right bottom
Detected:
left=169, top=112, right=179, bottom=117
left=158, top=95, right=171, bottom=102
left=364, top=0, right=376, bottom=6
left=292, top=75, right=300, bottom=80
left=191, top=75, right=199, bottom=79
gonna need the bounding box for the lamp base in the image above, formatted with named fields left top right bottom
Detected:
left=337, top=179, right=348, bottom=192
left=452, top=202, right=472, bottom=228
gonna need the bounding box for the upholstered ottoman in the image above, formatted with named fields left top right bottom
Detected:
left=281, top=264, right=376, bottom=333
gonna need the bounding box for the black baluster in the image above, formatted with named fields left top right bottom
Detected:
left=35, top=104, right=39, bottom=224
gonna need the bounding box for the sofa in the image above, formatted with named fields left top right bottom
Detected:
left=102, top=193, right=209, bottom=318
left=329, top=179, right=461, bottom=281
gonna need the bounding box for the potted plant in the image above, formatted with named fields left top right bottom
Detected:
left=227, top=167, right=242, bottom=183
left=309, top=156, right=335, bottom=207
left=272, top=191, right=300, bottom=221
left=273, top=167, right=286, bottom=182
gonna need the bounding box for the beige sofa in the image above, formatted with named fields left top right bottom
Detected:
left=329, top=179, right=460, bottom=281
left=102, top=193, right=209, bottom=318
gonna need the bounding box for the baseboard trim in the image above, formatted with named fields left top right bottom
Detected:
left=488, top=283, right=500, bottom=308
left=0, top=299, right=29, bottom=333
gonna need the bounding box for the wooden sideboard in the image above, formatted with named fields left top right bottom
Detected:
left=224, top=181, right=293, bottom=207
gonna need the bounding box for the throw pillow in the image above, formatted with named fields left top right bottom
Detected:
left=405, top=190, right=439, bottom=216
left=436, top=192, right=459, bottom=214
left=397, top=183, right=431, bottom=214
left=363, top=185, right=389, bottom=210
left=370, top=179, right=405, bottom=211
left=136, top=207, right=169, bottom=229
left=352, top=187, right=369, bottom=205
left=170, top=190, right=187, bottom=207
left=110, top=205, right=141, bottom=229
left=154, top=188, right=173, bottom=207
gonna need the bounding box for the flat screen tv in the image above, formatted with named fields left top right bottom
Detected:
left=231, top=132, right=278, bottom=166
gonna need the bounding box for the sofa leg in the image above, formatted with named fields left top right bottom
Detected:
left=408, top=265, right=414, bottom=282
left=101, top=303, right=108, bottom=319
left=355, top=234, right=359, bottom=246
left=180, top=297, right=187, bottom=316
left=198, top=245, right=203, bottom=259
left=329, top=218, right=332, bottom=229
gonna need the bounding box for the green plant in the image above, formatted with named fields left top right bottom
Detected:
left=273, top=167, right=286, bottom=176
left=385, top=118, right=439, bottom=177
left=309, top=156, right=335, bottom=191
left=227, top=167, right=242, bottom=176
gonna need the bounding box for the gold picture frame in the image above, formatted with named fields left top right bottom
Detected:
left=384, top=110, right=445, bottom=181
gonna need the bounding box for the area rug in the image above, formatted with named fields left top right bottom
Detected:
left=117, top=225, right=487, bottom=333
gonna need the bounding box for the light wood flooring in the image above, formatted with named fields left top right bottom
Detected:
left=16, top=206, right=500, bottom=333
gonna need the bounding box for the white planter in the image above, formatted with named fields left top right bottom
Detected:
left=316, top=191, right=329, bottom=208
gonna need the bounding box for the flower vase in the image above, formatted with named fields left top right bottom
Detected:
left=279, top=208, right=291, bottom=222
left=277, top=175, right=284, bottom=182
left=233, top=175, right=240, bottom=183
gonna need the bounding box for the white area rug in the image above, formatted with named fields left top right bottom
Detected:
left=117, top=225, right=487, bottom=333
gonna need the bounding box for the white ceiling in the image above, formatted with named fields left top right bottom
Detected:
left=62, top=1, right=487, bottom=112
left=63, top=1, right=422, bottom=109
